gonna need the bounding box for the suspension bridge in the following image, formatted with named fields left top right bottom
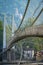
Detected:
left=0, top=0, right=43, bottom=65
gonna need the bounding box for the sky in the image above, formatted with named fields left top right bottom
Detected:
left=0, top=0, right=43, bottom=27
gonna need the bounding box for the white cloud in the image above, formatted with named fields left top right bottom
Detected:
left=15, top=8, right=22, bottom=20
left=19, top=13, right=22, bottom=19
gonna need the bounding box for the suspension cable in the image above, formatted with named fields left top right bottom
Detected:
left=15, top=0, right=43, bottom=33
left=5, top=0, right=43, bottom=43
left=33, top=0, right=43, bottom=16
left=30, top=8, right=43, bottom=26
left=14, top=0, right=30, bottom=33
left=5, top=8, right=43, bottom=51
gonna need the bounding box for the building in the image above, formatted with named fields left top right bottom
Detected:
left=23, top=48, right=34, bottom=60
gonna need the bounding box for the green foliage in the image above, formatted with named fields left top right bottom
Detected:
left=0, top=20, right=3, bottom=30
left=32, top=37, right=43, bottom=51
